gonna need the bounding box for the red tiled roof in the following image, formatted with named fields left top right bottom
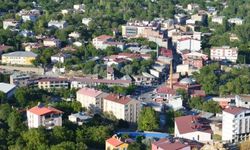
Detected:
left=175, top=115, right=212, bottom=134
left=104, top=94, right=132, bottom=105
left=152, top=138, right=189, bottom=150
left=106, top=137, right=124, bottom=147
left=28, top=106, right=63, bottom=116
left=95, top=35, right=113, bottom=41
left=156, top=86, right=176, bottom=95
left=77, top=87, right=103, bottom=97
left=223, top=107, right=248, bottom=115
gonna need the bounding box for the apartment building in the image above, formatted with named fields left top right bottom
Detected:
left=27, top=103, right=63, bottom=129
left=210, top=46, right=238, bottom=62
left=38, top=78, right=69, bottom=90
left=1, top=51, right=37, bottom=66
left=222, top=107, right=250, bottom=143
left=176, top=38, right=201, bottom=53
left=103, top=94, right=141, bottom=122
left=10, top=72, right=31, bottom=87
left=76, top=87, right=108, bottom=113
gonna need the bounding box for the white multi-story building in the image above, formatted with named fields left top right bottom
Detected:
left=175, top=115, right=213, bottom=142
left=165, top=95, right=183, bottom=111
left=48, top=20, right=67, bottom=29
left=176, top=38, right=201, bottom=53
left=27, top=103, right=63, bottom=129
left=228, top=18, right=243, bottom=25
left=51, top=53, right=71, bottom=63
left=222, top=107, right=250, bottom=143
left=210, top=46, right=238, bottom=62
left=235, top=95, right=250, bottom=109
left=76, top=87, right=108, bottom=113
left=212, top=16, right=225, bottom=24
left=103, top=94, right=141, bottom=122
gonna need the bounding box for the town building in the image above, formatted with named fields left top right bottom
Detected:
left=175, top=115, right=213, bottom=142
left=71, top=77, right=132, bottom=88
left=3, top=19, right=20, bottom=29
left=76, top=87, right=107, bottom=113
left=152, top=138, right=203, bottom=150
left=18, top=9, right=41, bottom=22
left=210, top=46, right=238, bottom=63
left=48, top=20, right=67, bottom=29
left=1, top=51, right=37, bottom=66
left=235, top=95, right=250, bottom=108
left=182, top=52, right=208, bottom=69
left=176, top=38, right=201, bottom=53
left=68, top=112, right=92, bottom=125
left=38, top=78, right=69, bottom=90
left=82, top=18, right=92, bottom=26
left=43, top=38, right=61, bottom=47
left=228, top=18, right=243, bottom=25
left=212, top=16, right=225, bottom=24
left=174, top=14, right=188, bottom=25
left=105, top=135, right=129, bottom=150
left=191, top=12, right=207, bottom=23
left=0, top=82, right=16, bottom=98
left=27, top=103, right=63, bottom=129
left=68, top=31, right=80, bottom=39
left=51, top=53, right=71, bottom=63
left=10, top=72, right=31, bottom=87
left=103, top=94, right=141, bottom=122
left=222, top=107, right=250, bottom=143
left=187, top=3, right=200, bottom=11
left=73, top=4, right=85, bottom=12
left=92, top=35, right=124, bottom=50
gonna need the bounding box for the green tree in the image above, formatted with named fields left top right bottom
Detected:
left=138, top=107, right=159, bottom=131
left=50, top=141, right=75, bottom=150
left=7, top=110, right=23, bottom=132
left=0, top=103, right=11, bottom=121
left=128, top=142, right=145, bottom=150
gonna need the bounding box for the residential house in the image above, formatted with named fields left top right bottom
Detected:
left=0, top=82, right=16, bottom=98
left=43, top=38, right=61, bottom=48
left=235, top=95, right=250, bottom=109
left=68, top=31, right=80, bottom=39
left=176, top=38, right=201, bottom=53
left=176, top=64, right=198, bottom=75
left=187, top=3, right=200, bottom=11
left=105, top=135, right=129, bottom=150
left=228, top=18, right=243, bottom=25
left=1, top=51, right=37, bottom=66
left=68, top=112, right=92, bottom=125
left=18, top=9, right=41, bottom=22
left=76, top=87, right=108, bottom=113
left=3, top=19, right=20, bottom=29
left=38, top=78, right=69, bottom=90
left=222, top=107, right=250, bottom=143
left=212, top=16, right=225, bottom=24
left=191, top=11, right=207, bottom=23
left=51, top=53, right=71, bottom=63
left=27, top=103, right=63, bottom=129
left=82, top=18, right=92, bottom=26
left=22, top=42, right=42, bottom=51
left=48, top=20, right=67, bottom=29
left=210, top=46, right=238, bottom=63
left=92, top=35, right=124, bottom=50
left=175, top=115, right=213, bottom=142
left=73, top=4, right=85, bottom=12
left=103, top=94, right=141, bottom=122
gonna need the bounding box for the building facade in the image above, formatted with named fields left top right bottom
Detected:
left=210, top=46, right=238, bottom=62
left=1, top=51, right=37, bottom=66
left=222, top=107, right=250, bottom=143
left=103, top=94, right=141, bottom=123
left=177, top=38, right=201, bottom=53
